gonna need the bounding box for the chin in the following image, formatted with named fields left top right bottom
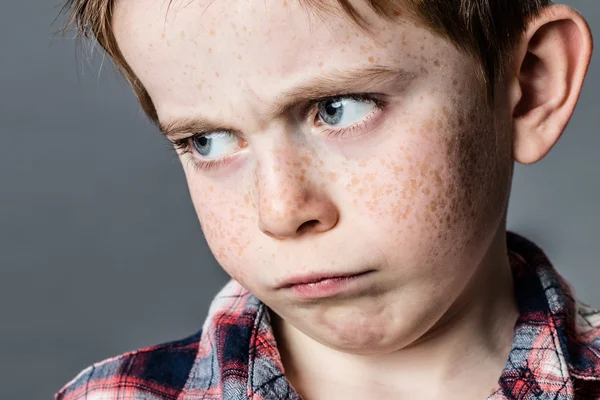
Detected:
left=320, top=329, right=409, bottom=356
left=308, top=311, right=414, bottom=355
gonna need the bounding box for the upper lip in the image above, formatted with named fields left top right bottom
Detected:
left=278, top=270, right=375, bottom=288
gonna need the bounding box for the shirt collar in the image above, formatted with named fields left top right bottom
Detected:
left=182, top=232, right=600, bottom=399
left=494, top=232, right=600, bottom=399
left=181, top=280, right=298, bottom=399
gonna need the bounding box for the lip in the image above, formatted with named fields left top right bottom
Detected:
left=279, top=270, right=376, bottom=300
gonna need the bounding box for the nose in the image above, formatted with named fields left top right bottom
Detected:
left=256, top=150, right=339, bottom=240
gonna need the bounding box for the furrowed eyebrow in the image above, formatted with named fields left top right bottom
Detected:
left=158, top=65, right=415, bottom=138
left=268, top=66, right=414, bottom=117
left=159, top=117, right=232, bottom=140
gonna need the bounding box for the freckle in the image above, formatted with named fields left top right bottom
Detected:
left=237, top=54, right=242, bottom=60
left=196, top=83, right=203, bottom=89
left=208, top=48, right=213, bottom=53
left=215, top=72, right=220, bottom=77
left=180, top=31, right=186, bottom=39
left=328, top=172, right=338, bottom=182
left=434, top=60, right=441, bottom=67
left=441, top=106, right=451, bottom=119
left=210, top=29, right=216, bottom=36
left=431, top=201, right=439, bottom=213
left=359, top=160, right=367, bottom=168
left=243, top=25, right=248, bottom=31
left=300, top=156, right=313, bottom=166
left=368, top=56, right=375, bottom=63
left=318, top=62, right=324, bottom=68
left=283, top=0, right=288, bottom=6
left=161, top=32, right=166, bottom=40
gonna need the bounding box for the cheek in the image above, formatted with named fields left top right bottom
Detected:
left=344, top=96, right=510, bottom=264
left=184, top=168, right=256, bottom=283
left=341, top=148, right=458, bottom=264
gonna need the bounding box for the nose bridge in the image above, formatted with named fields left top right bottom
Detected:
left=256, top=138, right=311, bottom=218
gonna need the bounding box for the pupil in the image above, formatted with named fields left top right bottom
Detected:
left=326, top=101, right=342, bottom=116
left=318, top=99, right=345, bottom=125
left=192, top=136, right=211, bottom=156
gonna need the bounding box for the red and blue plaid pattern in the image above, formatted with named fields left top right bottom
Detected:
left=56, top=232, right=600, bottom=399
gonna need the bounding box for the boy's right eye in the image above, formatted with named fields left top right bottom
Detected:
left=189, top=131, right=239, bottom=158
left=171, top=130, right=246, bottom=171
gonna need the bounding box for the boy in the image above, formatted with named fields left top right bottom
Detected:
left=56, top=0, right=596, bottom=399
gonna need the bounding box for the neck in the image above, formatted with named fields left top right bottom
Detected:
left=272, top=228, right=519, bottom=400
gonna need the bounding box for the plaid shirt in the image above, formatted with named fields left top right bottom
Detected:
left=56, top=232, right=600, bottom=399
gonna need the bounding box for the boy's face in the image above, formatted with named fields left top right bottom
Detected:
left=114, top=0, right=514, bottom=353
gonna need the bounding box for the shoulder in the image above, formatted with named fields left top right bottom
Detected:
left=55, top=330, right=202, bottom=400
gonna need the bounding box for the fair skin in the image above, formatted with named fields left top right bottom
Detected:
left=112, top=1, right=592, bottom=399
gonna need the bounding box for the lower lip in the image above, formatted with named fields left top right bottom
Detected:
left=286, top=272, right=373, bottom=300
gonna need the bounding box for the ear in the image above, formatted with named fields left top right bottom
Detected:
left=508, top=5, right=593, bottom=165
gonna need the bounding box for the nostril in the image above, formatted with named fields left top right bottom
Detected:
left=296, top=220, right=320, bottom=236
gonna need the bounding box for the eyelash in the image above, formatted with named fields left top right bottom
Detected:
left=310, top=93, right=386, bottom=139
left=169, top=93, right=386, bottom=171
left=170, top=133, right=235, bottom=172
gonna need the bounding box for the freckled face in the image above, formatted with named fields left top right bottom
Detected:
left=113, top=0, right=513, bottom=353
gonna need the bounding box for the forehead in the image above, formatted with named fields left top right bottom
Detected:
left=112, top=0, right=453, bottom=119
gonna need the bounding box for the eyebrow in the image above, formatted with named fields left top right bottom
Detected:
left=158, top=66, right=415, bottom=139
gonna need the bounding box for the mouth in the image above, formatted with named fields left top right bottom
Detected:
left=279, top=270, right=376, bottom=300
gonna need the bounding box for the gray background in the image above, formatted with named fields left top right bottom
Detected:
left=0, top=1, right=597, bottom=399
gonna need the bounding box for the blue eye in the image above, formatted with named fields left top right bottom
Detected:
left=317, top=97, right=377, bottom=127
left=191, top=136, right=210, bottom=156
left=191, top=131, right=238, bottom=158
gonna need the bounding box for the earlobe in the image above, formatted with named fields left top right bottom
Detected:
left=511, top=5, right=593, bottom=165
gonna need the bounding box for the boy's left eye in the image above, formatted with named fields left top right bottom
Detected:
left=316, top=96, right=377, bottom=128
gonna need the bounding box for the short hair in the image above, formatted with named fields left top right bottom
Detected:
left=61, top=0, right=552, bottom=124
